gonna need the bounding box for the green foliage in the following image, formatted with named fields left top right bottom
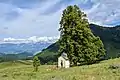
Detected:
left=59, top=5, right=105, bottom=65
left=33, top=56, right=40, bottom=72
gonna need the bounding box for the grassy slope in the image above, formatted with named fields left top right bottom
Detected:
left=0, top=58, right=120, bottom=80
left=35, top=42, right=59, bottom=64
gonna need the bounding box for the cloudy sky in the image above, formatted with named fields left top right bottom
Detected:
left=0, top=0, right=120, bottom=39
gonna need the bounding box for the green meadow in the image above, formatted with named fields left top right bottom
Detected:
left=0, top=58, right=120, bottom=80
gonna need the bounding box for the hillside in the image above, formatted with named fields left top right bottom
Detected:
left=36, top=42, right=59, bottom=64
left=90, top=24, right=120, bottom=58
left=0, top=58, right=120, bottom=80
left=0, top=52, right=33, bottom=62
left=0, top=42, right=51, bottom=62
left=36, top=24, right=120, bottom=64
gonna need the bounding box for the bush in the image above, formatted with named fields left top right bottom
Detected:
left=33, top=56, right=40, bottom=72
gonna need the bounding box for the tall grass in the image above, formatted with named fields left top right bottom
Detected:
left=0, top=58, right=120, bottom=80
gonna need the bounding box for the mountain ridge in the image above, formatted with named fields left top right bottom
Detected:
left=36, top=24, right=120, bottom=64
left=0, top=42, right=51, bottom=54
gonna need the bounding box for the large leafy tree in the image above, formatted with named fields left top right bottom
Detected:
left=59, top=5, right=105, bottom=65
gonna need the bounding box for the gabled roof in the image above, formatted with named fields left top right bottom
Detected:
left=61, top=53, right=69, bottom=60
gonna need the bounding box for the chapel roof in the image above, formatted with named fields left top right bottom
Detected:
left=61, top=52, right=69, bottom=60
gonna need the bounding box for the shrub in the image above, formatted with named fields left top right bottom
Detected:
left=33, top=56, right=40, bottom=72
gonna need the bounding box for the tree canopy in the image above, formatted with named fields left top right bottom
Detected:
left=58, top=5, right=106, bottom=65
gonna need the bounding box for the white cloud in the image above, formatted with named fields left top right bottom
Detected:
left=2, top=36, right=59, bottom=44
left=0, top=0, right=62, bottom=38
left=86, top=0, right=120, bottom=26
left=0, top=0, right=120, bottom=39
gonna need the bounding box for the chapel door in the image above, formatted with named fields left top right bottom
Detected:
left=61, top=60, right=63, bottom=68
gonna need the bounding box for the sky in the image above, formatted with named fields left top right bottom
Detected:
left=0, top=0, right=120, bottom=40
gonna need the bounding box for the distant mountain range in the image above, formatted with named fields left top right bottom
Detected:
left=0, top=36, right=59, bottom=44
left=0, top=36, right=59, bottom=54
left=0, top=42, right=52, bottom=54
left=36, top=24, right=120, bottom=64
left=0, top=37, right=58, bottom=62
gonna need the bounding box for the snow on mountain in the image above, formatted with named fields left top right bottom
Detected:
left=1, top=36, right=59, bottom=44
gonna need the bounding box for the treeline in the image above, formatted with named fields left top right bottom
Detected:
left=0, top=52, right=33, bottom=62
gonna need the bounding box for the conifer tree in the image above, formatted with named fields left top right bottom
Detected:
left=33, top=56, right=40, bottom=71
left=59, top=5, right=105, bottom=65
